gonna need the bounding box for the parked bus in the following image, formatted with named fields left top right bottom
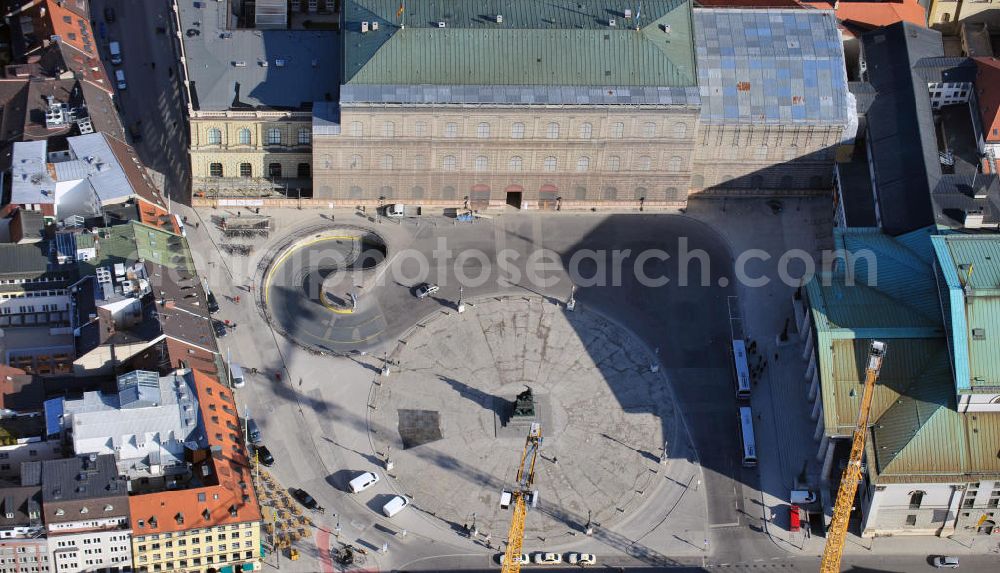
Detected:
left=732, top=339, right=751, bottom=400
left=738, top=406, right=758, bottom=467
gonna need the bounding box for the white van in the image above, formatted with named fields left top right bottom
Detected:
left=382, top=495, right=410, bottom=517
left=348, top=471, right=380, bottom=493
left=230, top=364, right=245, bottom=388
left=109, top=41, right=122, bottom=65
left=115, top=69, right=126, bottom=90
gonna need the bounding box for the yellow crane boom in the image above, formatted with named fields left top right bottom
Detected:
left=820, top=340, right=886, bottom=573
left=501, top=423, right=542, bottom=573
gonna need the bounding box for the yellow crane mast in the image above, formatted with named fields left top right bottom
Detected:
left=820, top=340, right=886, bottom=573
left=500, top=422, right=542, bottom=573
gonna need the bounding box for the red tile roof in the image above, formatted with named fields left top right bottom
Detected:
left=128, top=369, right=260, bottom=535
left=801, top=0, right=926, bottom=30
left=976, top=58, right=1000, bottom=144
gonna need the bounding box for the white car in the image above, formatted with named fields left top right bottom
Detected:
left=347, top=471, right=380, bottom=493
left=415, top=283, right=439, bottom=299
left=498, top=553, right=529, bottom=565
left=932, top=556, right=960, bottom=569
left=533, top=552, right=562, bottom=564
left=382, top=495, right=410, bottom=517
left=567, top=552, right=596, bottom=565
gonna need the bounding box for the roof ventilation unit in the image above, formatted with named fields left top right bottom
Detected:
left=496, top=14, right=503, bottom=23
left=361, top=21, right=369, bottom=33
left=372, top=21, right=379, bottom=31
left=438, top=21, right=446, bottom=28
left=608, top=18, right=616, bottom=27
left=624, top=9, right=632, bottom=18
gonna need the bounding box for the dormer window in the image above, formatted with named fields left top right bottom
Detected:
left=55, top=509, right=65, bottom=516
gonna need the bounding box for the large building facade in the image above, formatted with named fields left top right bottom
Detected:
left=309, top=2, right=853, bottom=208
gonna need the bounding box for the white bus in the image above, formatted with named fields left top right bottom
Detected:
left=738, top=406, right=758, bottom=467
left=732, top=339, right=751, bottom=400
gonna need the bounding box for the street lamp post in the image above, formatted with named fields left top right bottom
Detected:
left=566, top=284, right=577, bottom=312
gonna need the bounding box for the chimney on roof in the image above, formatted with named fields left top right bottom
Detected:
left=229, top=505, right=238, bottom=517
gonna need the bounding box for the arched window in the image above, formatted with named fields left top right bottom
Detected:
left=411, top=186, right=425, bottom=199
left=266, top=128, right=281, bottom=145
left=546, top=122, right=560, bottom=139
left=443, top=155, right=457, bottom=170
left=668, top=156, right=683, bottom=172
left=380, top=185, right=394, bottom=198
left=350, top=122, right=363, bottom=137
left=238, top=128, right=251, bottom=145
left=607, top=156, right=621, bottom=172
left=574, top=186, right=587, bottom=200
left=511, top=122, right=525, bottom=139
left=642, top=122, right=656, bottom=137
left=691, top=174, right=705, bottom=188
left=380, top=155, right=394, bottom=170
left=413, top=121, right=428, bottom=137
left=442, top=186, right=456, bottom=199
left=209, top=163, right=223, bottom=177
left=908, top=491, right=926, bottom=509
left=638, top=156, right=652, bottom=171
left=579, top=123, right=593, bottom=139
left=298, top=128, right=310, bottom=144
left=543, top=156, right=557, bottom=172
left=576, top=157, right=590, bottom=172
left=610, top=122, right=624, bottom=139
left=603, top=187, right=618, bottom=200
left=349, top=186, right=363, bottom=198
left=477, top=123, right=490, bottom=138
left=672, top=122, right=687, bottom=138
left=239, top=163, right=252, bottom=178
left=207, top=128, right=221, bottom=145
left=665, top=187, right=679, bottom=200
left=349, top=155, right=362, bottom=169
left=475, top=156, right=489, bottom=171
left=509, top=156, right=523, bottom=172
left=412, top=155, right=426, bottom=170
left=444, top=123, right=458, bottom=138
left=634, top=187, right=647, bottom=200
left=383, top=122, right=395, bottom=137
left=268, top=163, right=282, bottom=177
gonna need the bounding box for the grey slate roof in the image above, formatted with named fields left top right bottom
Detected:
left=693, top=8, right=850, bottom=126
left=932, top=173, right=1000, bottom=230
left=0, top=486, right=42, bottom=529
left=848, top=81, right=876, bottom=115
left=913, top=56, right=978, bottom=85
left=177, top=0, right=338, bottom=111
left=0, top=243, right=51, bottom=278
left=860, top=22, right=942, bottom=236
left=37, top=454, right=126, bottom=503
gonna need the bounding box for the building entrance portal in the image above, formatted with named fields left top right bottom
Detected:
left=506, top=191, right=523, bottom=208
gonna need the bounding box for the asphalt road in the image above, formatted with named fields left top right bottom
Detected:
left=92, top=0, right=191, bottom=204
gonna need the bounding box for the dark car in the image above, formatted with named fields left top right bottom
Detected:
left=254, top=445, right=274, bottom=466
left=206, top=291, right=220, bottom=313
left=103, top=7, right=115, bottom=23
left=212, top=320, right=228, bottom=338
left=291, top=488, right=319, bottom=510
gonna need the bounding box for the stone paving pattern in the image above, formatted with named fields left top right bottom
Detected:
left=373, top=296, right=676, bottom=543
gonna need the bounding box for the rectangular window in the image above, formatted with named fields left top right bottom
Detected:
left=905, top=514, right=917, bottom=526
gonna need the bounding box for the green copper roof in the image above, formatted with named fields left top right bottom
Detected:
left=932, top=235, right=1000, bottom=393
left=344, top=0, right=697, bottom=87
left=79, top=222, right=196, bottom=276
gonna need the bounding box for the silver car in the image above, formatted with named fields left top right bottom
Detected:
left=415, top=283, right=439, bottom=299
left=932, top=556, right=959, bottom=568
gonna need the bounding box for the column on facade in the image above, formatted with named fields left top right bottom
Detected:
left=801, top=326, right=814, bottom=361
left=820, top=436, right=836, bottom=476
left=799, top=302, right=812, bottom=335
left=939, top=486, right=964, bottom=538
left=808, top=368, right=820, bottom=401
left=811, top=395, right=822, bottom=421
left=804, top=352, right=816, bottom=383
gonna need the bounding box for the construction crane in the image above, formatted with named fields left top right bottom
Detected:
left=500, top=422, right=542, bottom=573
left=820, top=340, right=886, bottom=573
